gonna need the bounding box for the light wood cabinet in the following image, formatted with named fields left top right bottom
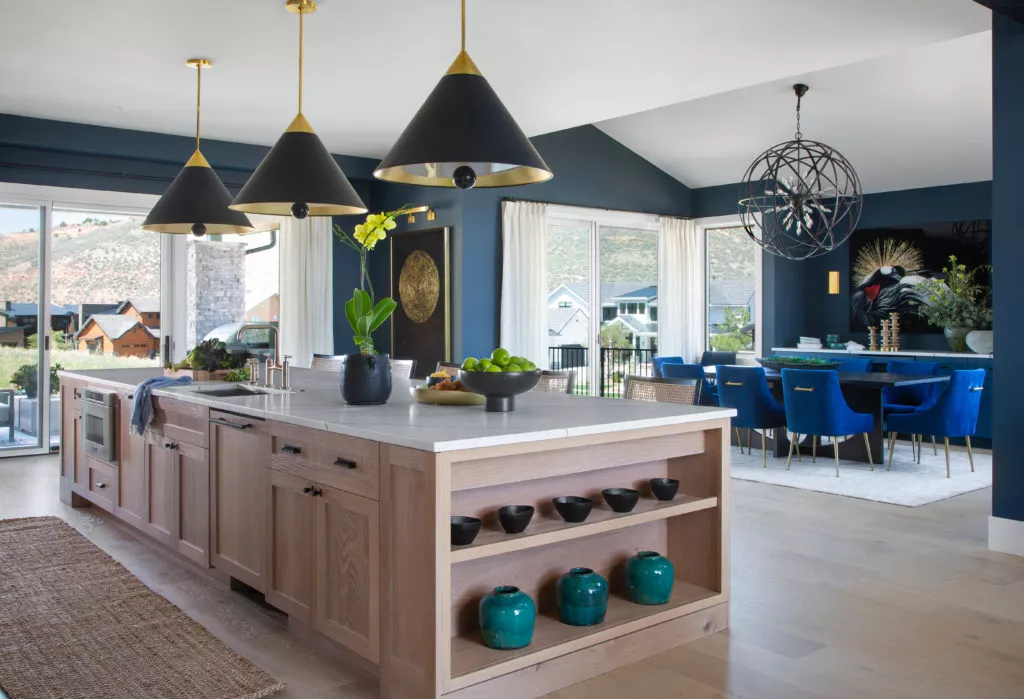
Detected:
left=267, top=469, right=316, bottom=623
left=116, top=391, right=146, bottom=530
left=143, top=430, right=175, bottom=546
left=60, top=381, right=81, bottom=482
left=314, top=484, right=380, bottom=662
left=173, top=439, right=210, bottom=567
left=210, top=411, right=270, bottom=591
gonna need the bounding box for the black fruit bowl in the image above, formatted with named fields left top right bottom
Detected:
left=602, top=488, right=640, bottom=513
left=552, top=496, right=593, bottom=523
left=498, top=505, right=535, bottom=534
left=457, top=370, right=542, bottom=412
left=649, top=478, right=680, bottom=501
left=451, top=516, right=482, bottom=546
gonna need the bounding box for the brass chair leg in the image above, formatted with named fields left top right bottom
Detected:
left=747, top=428, right=752, bottom=455
left=786, top=433, right=796, bottom=470
left=887, top=432, right=897, bottom=471
left=931, top=436, right=937, bottom=456
left=944, top=437, right=951, bottom=478
left=762, top=431, right=767, bottom=469
left=812, top=435, right=817, bottom=463
left=796, top=433, right=802, bottom=462
left=735, top=427, right=742, bottom=452
left=833, top=438, right=840, bottom=477
left=916, top=434, right=922, bottom=464
left=966, top=435, right=975, bottom=472
left=863, top=432, right=874, bottom=471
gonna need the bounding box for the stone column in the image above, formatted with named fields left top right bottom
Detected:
left=185, top=240, right=246, bottom=348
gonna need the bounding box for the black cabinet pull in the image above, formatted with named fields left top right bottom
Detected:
left=210, top=418, right=253, bottom=430
left=73, top=388, right=81, bottom=399
left=334, top=458, right=357, bottom=469
left=282, top=444, right=301, bottom=455
left=163, top=442, right=178, bottom=450
left=302, top=486, right=313, bottom=494
left=311, top=487, right=323, bottom=497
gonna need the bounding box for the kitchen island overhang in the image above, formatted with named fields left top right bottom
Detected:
left=57, top=367, right=735, bottom=699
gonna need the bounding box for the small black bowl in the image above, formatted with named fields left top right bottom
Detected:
left=498, top=505, right=535, bottom=534
left=649, top=478, right=680, bottom=501
left=552, top=496, right=593, bottom=523
left=602, top=488, right=640, bottom=513
left=451, top=516, right=482, bottom=546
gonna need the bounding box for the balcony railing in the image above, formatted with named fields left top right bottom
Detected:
left=548, top=346, right=656, bottom=398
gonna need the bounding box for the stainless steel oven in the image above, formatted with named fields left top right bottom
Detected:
left=81, top=387, right=118, bottom=464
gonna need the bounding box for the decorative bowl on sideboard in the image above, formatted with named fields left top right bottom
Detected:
left=756, top=357, right=841, bottom=371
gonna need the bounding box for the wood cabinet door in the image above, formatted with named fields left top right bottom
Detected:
left=73, top=413, right=89, bottom=489
left=266, top=470, right=316, bottom=623
left=210, top=415, right=269, bottom=591
left=174, top=440, right=210, bottom=567
left=116, top=392, right=146, bottom=529
left=142, top=430, right=175, bottom=546
left=314, top=485, right=380, bottom=662
left=60, top=382, right=81, bottom=481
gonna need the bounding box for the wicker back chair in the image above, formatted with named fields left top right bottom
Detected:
left=533, top=369, right=575, bottom=395
left=390, top=359, right=416, bottom=379
left=623, top=375, right=702, bottom=406
left=310, top=353, right=344, bottom=372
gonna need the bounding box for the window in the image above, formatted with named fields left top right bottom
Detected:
left=650, top=306, right=658, bottom=322
left=545, top=206, right=659, bottom=397
left=705, top=226, right=756, bottom=353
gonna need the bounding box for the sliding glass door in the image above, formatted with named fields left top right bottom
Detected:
left=0, top=203, right=47, bottom=452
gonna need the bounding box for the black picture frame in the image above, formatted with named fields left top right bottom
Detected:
left=390, top=227, right=451, bottom=378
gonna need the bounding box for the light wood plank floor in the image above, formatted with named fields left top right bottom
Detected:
left=2, top=454, right=1022, bottom=699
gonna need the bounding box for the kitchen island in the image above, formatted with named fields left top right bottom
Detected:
left=58, top=367, right=734, bottom=699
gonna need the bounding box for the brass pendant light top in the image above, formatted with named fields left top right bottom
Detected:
left=374, top=0, right=552, bottom=189
left=142, top=59, right=254, bottom=236
left=231, top=0, right=367, bottom=218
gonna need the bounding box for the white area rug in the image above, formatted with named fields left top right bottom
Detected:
left=730, top=439, right=992, bottom=507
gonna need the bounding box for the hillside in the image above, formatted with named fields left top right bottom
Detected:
left=0, top=219, right=160, bottom=305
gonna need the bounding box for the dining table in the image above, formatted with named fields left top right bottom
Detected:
left=713, top=368, right=950, bottom=464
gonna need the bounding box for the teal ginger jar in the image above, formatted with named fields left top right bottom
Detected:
left=625, top=551, right=675, bottom=605
left=556, top=567, right=609, bottom=626
left=479, top=586, right=536, bottom=650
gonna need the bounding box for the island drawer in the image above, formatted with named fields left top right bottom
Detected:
left=149, top=397, right=209, bottom=448
left=268, top=422, right=379, bottom=500
left=85, top=458, right=117, bottom=512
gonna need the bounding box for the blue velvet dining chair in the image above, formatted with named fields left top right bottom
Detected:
left=885, top=369, right=985, bottom=478
left=660, top=363, right=718, bottom=406
left=700, top=351, right=736, bottom=367
left=716, top=365, right=786, bottom=468
left=652, top=356, right=684, bottom=378
left=835, top=358, right=873, bottom=373
left=780, top=368, right=875, bottom=476
left=882, top=360, right=941, bottom=459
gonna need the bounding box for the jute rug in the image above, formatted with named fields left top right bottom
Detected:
left=0, top=517, right=284, bottom=698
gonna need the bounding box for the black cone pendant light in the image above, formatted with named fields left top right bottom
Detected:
left=142, top=59, right=254, bottom=236
left=374, top=0, right=552, bottom=189
left=231, top=0, right=367, bottom=218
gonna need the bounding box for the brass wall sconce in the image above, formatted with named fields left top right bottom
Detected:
left=406, top=206, right=435, bottom=223
left=828, top=270, right=840, bottom=295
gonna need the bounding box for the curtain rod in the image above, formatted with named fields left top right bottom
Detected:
left=501, top=197, right=692, bottom=220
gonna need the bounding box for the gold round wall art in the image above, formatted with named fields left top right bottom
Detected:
left=398, top=250, right=439, bottom=323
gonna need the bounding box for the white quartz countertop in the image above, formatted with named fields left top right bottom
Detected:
left=771, top=347, right=992, bottom=360
left=58, top=367, right=735, bottom=453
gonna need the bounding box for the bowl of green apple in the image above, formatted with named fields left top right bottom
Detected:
left=457, top=348, right=541, bottom=412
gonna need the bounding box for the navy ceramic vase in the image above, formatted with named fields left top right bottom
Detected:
left=341, top=353, right=392, bottom=405
left=479, top=586, right=536, bottom=650
left=556, top=567, right=609, bottom=626
left=625, top=551, right=675, bottom=605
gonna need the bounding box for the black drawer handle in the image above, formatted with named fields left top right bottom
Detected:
left=302, top=486, right=313, bottom=494
left=73, top=388, right=81, bottom=399
left=282, top=444, right=301, bottom=455
left=311, top=487, right=323, bottom=497
left=335, top=458, right=357, bottom=469
left=211, top=418, right=253, bottom=430
left=163, top=442, right=178, bottom=450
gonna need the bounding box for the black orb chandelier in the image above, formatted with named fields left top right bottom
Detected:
left=738, top=84, right=862, bottom=260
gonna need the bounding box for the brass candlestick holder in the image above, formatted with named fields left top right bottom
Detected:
left=889, top=312, right=901, bottom=352
left=868, top=326, right=879, bottom=351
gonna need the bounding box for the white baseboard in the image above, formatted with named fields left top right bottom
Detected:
left=989, top=516, right=1024, bottom=557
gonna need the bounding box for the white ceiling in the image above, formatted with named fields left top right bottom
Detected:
left=0, top=0, right=992, bottom=191
left=598, top=31, right=993, bottom=193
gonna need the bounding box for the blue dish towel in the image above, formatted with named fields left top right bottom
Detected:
left=130, top=376, right=193, bottom=436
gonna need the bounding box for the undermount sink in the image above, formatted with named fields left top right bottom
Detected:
left=196, top=385, right=270, bottom=398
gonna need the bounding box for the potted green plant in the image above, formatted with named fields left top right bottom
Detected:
left=165, top=339, right=248, bottom=381
left=917, top=255, right=992, bottom=352
left=10, top=363, right=62, bottom=437
left=333, top=206, right=416, bottom=405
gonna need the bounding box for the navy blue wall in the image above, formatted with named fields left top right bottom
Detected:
left=691, top=180, right=993, bottom=350
left=992, top=13, right=1024, bottom=524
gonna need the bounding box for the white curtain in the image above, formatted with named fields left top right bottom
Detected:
left=658, top=216, right=703, bottom=362
left=279, top=215, right=334, bottom=368
left=500, top=201, right=548, bottom=364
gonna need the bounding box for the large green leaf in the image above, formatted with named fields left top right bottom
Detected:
left=353, top=288, right=372, bottom=318
left=356, top=315, right=371, bottom=338
left=368, top=298, right=397, bottom=332
left=344, top=297, right=358, bottom=332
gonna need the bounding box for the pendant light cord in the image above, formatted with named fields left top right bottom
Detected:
left=461, top=0, right=466, bottom=52
left=195, top=64, right=202, bottom=152
left=298, top=5, right=304, bottom=114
